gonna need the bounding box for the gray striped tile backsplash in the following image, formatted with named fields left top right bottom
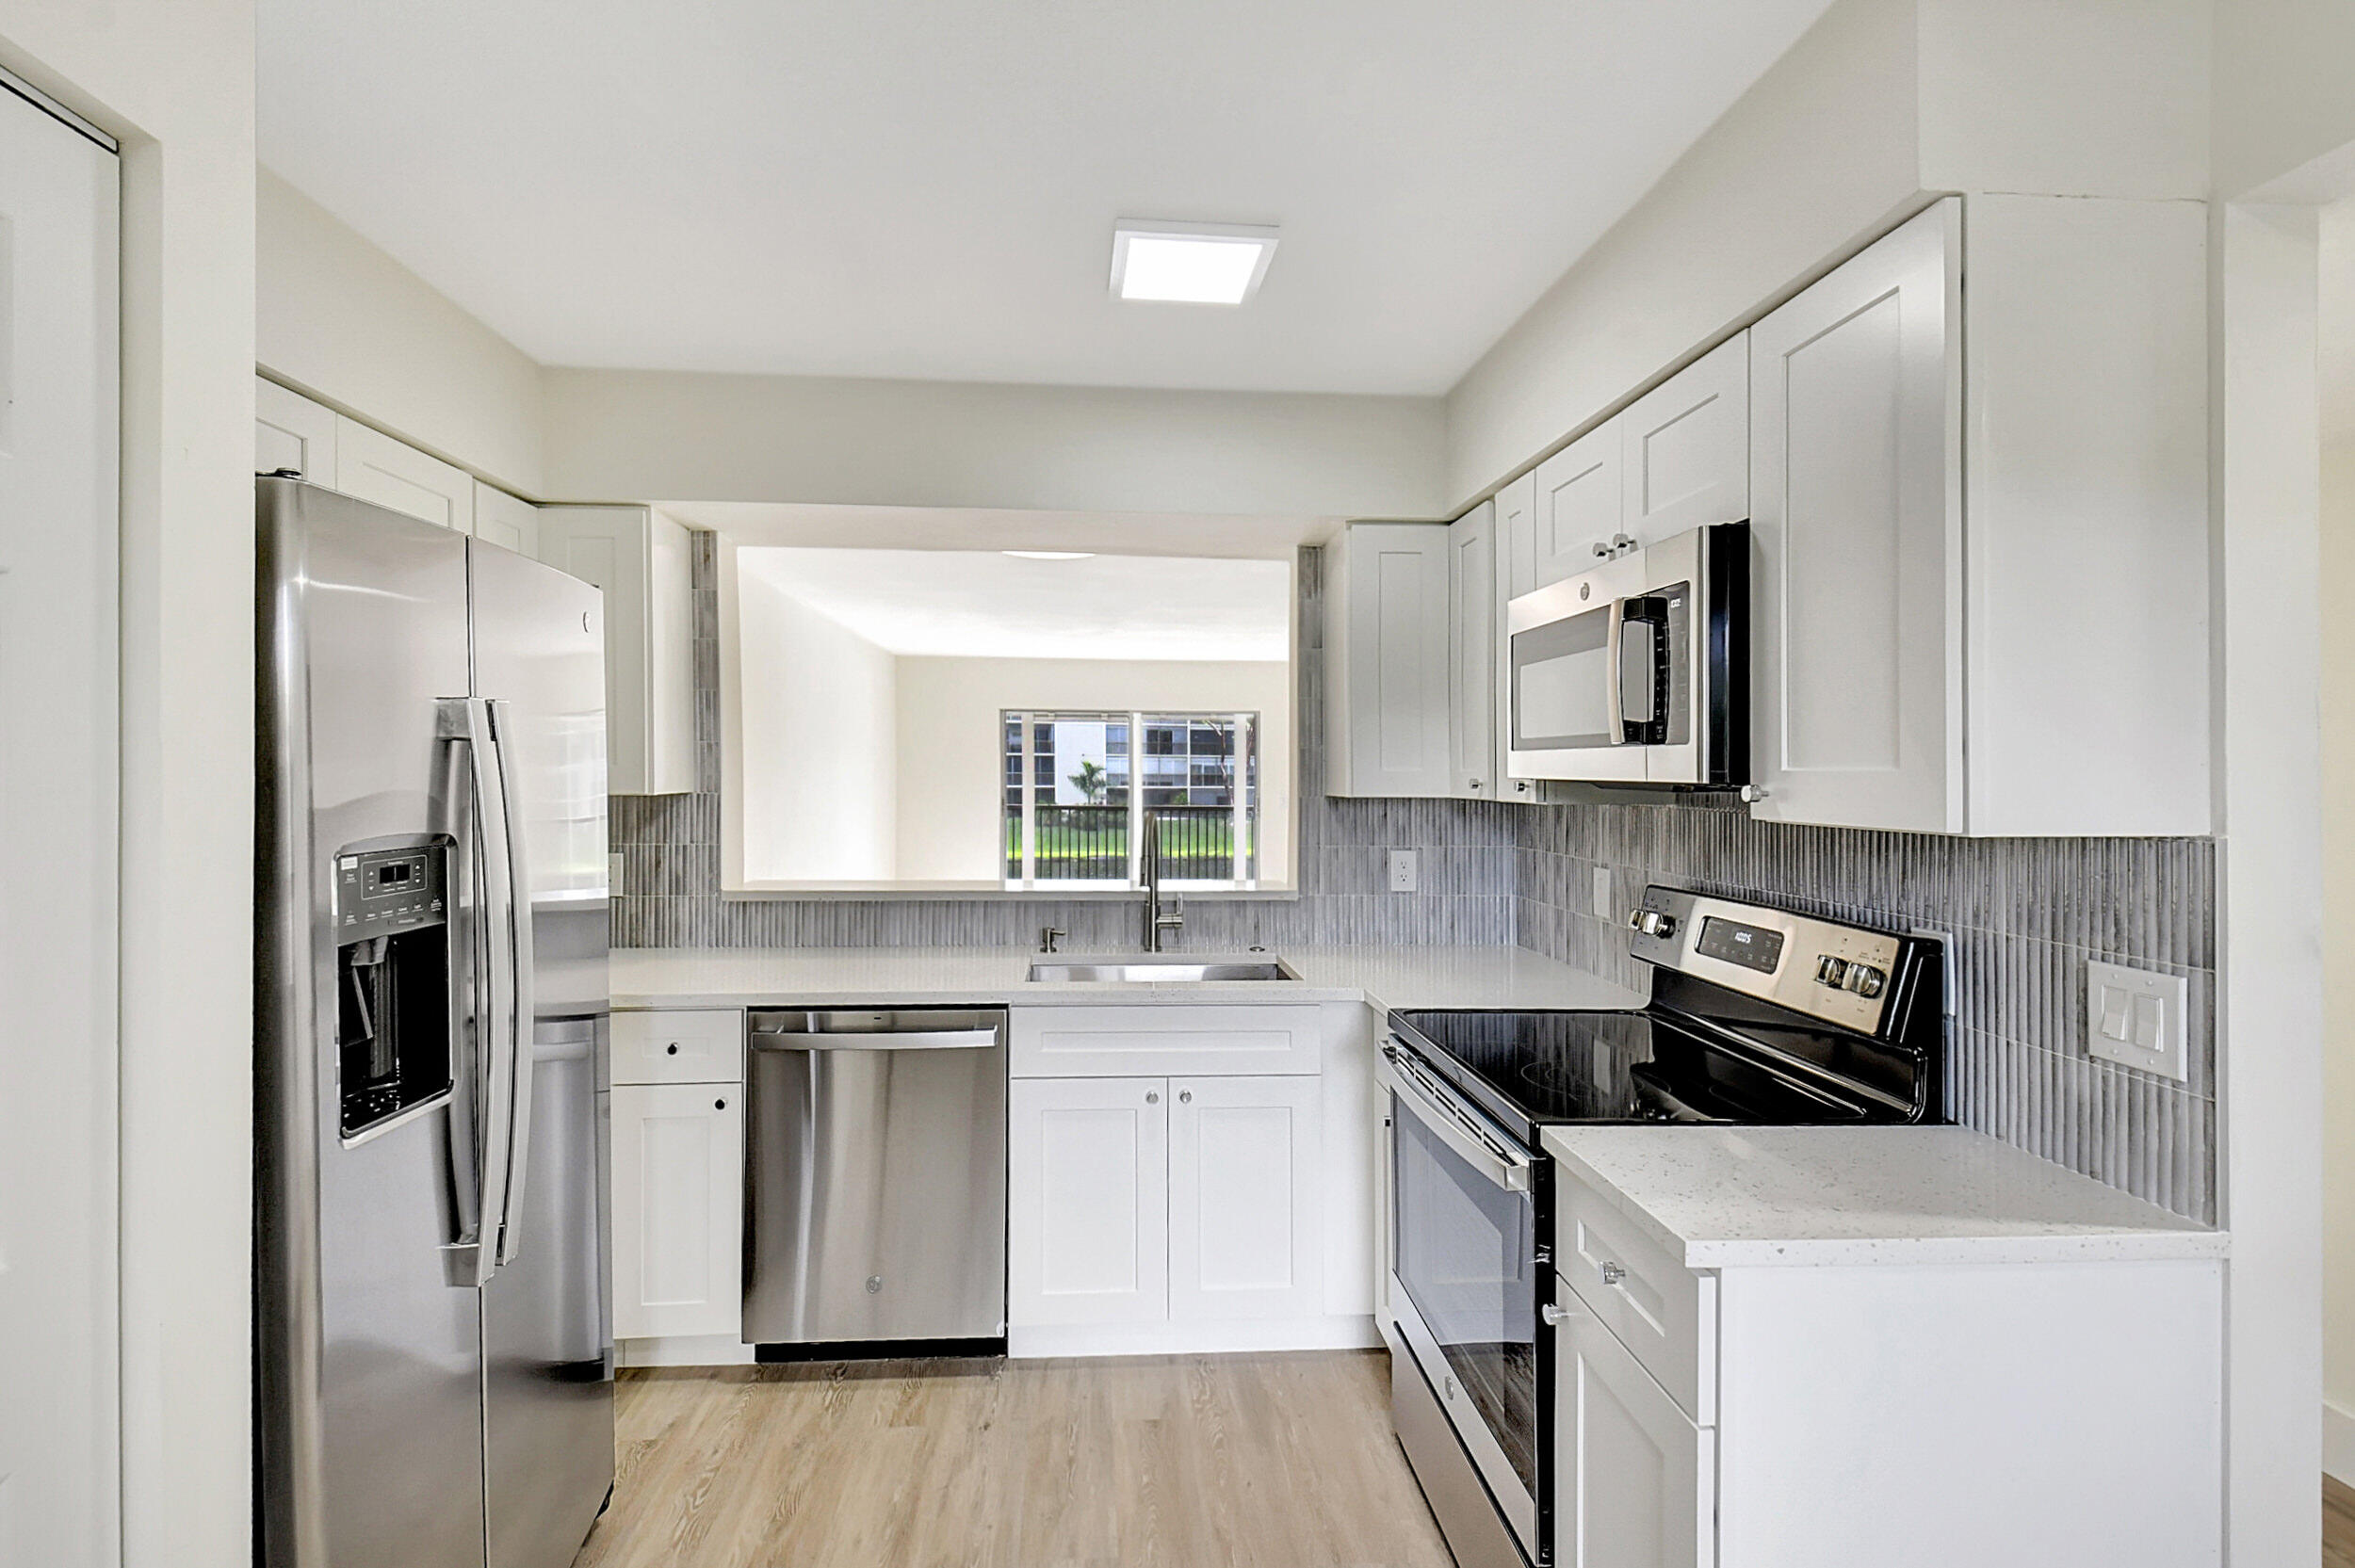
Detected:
left=1513, top=804, right=2216, bottom=1220
left=616, top=534, right=2217, bottom=1220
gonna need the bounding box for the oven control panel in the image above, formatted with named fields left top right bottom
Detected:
left=1629, top=885, right=1921, bottom=1037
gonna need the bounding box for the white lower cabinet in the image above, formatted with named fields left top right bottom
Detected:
left=1008, top=1029, right=1350, bottom=1356
left=1007, top=1075, right=1171, bottom=1328
left=609, top=1080, right=743, bottom=1341
left=1168, top=1075, right=1322, bottom=1321
left=1553, top=1290, right=1713, bottom=1568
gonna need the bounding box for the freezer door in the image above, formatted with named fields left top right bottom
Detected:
left=255, top=477, right=487, bottom=1568
left=481, top=1017, right=614, bottom=1568
left=468, top=537, right=609, bottom=1022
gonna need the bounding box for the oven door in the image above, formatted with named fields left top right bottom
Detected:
left=1384, top=1043, right=1547, bottom=1563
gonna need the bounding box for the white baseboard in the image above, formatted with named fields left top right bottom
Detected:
left=2325, top=1398, right=2355, bottom=1484
left=618, top=1333, right=757, bottom=1368
left=1009, top=1314, right=1382, bottom=1360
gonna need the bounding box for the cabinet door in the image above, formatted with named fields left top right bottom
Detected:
left=255, top=376, right=337, bottom=480
left=536, top=505, right=697, bottom=795
left=472, top=480, right=540, bottom=557
left=1531, top=418, right=1622, bottom=589
left=1621, top=333, right=1748, bottom=542
left=1448, top=501, right=1498, bottom=799
left=1748, top=201, right=1961, bottom=832
left=1498, top=469, right=1538, bottom=602
left=335, top=415, right=476, bottom=534
left=609, top=1082, right=743, bottom=1340
left=1168, top=1075, right=1322, bottom=1322
left=1325, top=523, right=1453, bottom=798
left=1008, top=1077, right=1169, bottom=1328
left=1554, top=1291, right=1715, bottom=1568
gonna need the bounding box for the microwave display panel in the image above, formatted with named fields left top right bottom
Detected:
left=1512, top=606, right=1616, bottom=750
left=1697, top=916, right=1785, bottom=975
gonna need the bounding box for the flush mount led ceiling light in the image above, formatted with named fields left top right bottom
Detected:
left=1109, top=220, right=1280, bottom=305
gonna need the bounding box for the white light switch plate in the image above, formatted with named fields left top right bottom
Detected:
left=1591, top=866, right=1614, bottom=918
left=2085, top=960, right=2188, bottom=1082
left=1388, top=850, right=1418, bottom=894
left=609, top=851, right=625, bottom=894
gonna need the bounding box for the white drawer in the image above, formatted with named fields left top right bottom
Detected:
left=1557, top=1173, right=1717, bottom=1425
left=1011, top=1005, right=1322, bottom=1078
left=611, top=1009, right=743, bottom=1085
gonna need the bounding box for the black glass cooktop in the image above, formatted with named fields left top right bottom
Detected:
left=1390, top=1007, right=1886, bottom=1142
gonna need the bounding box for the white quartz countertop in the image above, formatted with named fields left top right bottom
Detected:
left=610, top=944, right=1645, bottom=1015
left=1539, top=1123, right=2225, bottom=1268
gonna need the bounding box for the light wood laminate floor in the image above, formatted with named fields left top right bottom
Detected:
left=576, top=1350, right=1456, bottom=1568
left=2326, top=1476, right=2355, bottom=1568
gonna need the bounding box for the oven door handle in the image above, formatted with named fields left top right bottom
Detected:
left=1383, top=1044, right=1534, bottom=1193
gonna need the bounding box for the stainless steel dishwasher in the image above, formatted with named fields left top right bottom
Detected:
left=741, top=1008, right=1008, bottom=1350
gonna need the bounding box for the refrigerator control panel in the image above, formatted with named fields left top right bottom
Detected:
left=334, top=841, right=454, bottom=1140
left=335, top=844, right=447, bottom=939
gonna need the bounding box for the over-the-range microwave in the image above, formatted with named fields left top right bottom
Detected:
left=1504, top=520, right=1747, bottom=787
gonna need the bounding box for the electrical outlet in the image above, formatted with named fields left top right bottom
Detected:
left=2085, top=960, right=2188, bottom=1082
left=609, top=851, right=625, bottom=895
left=1387, top=850, right=1419, bottom=894
left=1591, top=866, right=1614, bottom=919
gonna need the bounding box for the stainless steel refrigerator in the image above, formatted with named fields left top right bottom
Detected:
left=255, top=477, right=616, bottom=1568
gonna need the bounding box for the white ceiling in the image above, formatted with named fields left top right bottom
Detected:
left=738, top=547, right=1291, bottom=660
left=258, top=0, right=1836, bottom=396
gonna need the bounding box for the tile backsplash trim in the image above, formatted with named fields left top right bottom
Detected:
left=615, top=534, right=2217, bottom=1220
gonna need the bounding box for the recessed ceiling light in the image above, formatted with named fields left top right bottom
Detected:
left=1110, top=220, right=1279, bottom=305
left=1002, top=550, right=1096, bottom=561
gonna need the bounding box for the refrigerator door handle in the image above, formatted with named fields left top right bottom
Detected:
left=485, top=697, right=537, bottom=1268
left=437, top=696, right=517, bottom=1289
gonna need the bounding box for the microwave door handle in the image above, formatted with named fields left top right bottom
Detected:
left=1603, top=597, right=1627, bottom=744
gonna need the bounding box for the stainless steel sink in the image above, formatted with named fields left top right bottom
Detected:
left=1027, top=957, right=1300, bottom=983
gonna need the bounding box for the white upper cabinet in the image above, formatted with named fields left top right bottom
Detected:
left=1498, top=468, right=1538, bottom=602
left=1447, top=501, right=1498, bottom=799
left=254, top=376, right=338, bottom=481
left=1621, top=333, right=1748, bottom=541
left=471, top=481, right=540, bottom=558
left=537, top=505, right=698, bottom=795
left=334, top=415, right=476, bottom=534
left=1530, top=419, right=1623, bottom=589
left=1324, top=523, right=1453, bottom=798
left=1748, top=194, right=2209, bottom=836
left=1749, top=202, right=1962, bottom=833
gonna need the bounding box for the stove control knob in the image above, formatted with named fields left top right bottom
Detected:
left=1632, top=910, right=1679, bottom=939
left=1815, top=956, right=1848, bottom=988
left=1844, top=964, right=1886, bottom=998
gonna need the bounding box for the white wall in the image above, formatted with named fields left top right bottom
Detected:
left=0, top=7, right=256, bottom=1566
left=257, top=166, right=546, bottom=494
left=894, top=657, right=1292, bottom=885
left=1442, top=0, right=1923, bottom=505
left=1443, top=0, right=2214, bottom=508
left=736, top=571, right=899, bottom=882
left=544, top=366, right=1445, bottom=517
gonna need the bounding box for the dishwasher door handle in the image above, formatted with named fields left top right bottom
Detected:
left=749, top=1028, right=1001, bottom=1052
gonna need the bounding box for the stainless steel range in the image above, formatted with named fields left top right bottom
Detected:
left=1379, top=885, right=1945, bottom=1568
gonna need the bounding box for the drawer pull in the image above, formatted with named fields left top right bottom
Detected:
left=1600, top=1261, right=1629, bottom=1287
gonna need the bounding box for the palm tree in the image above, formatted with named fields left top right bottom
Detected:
left=1069, top=758, right=1109, bottom=804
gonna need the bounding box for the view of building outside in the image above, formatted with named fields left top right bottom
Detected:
left=1003, top=710, right=1259, bottom=887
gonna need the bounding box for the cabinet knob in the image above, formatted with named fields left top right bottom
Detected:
left=1145, top=1090, right=1160, bottom=1105
left=1468, top=779, right=1483, bottom=791
left=1178, top=1089, right=1192, bottom=1104
left=1599, top=1260, right=1628, bottom=1286
left=1540, top=1302, right=1569, bottom=1327
left=666, top=1043, right=679, bottom=1055
left=714, top=1097, right=726, bottom=1111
